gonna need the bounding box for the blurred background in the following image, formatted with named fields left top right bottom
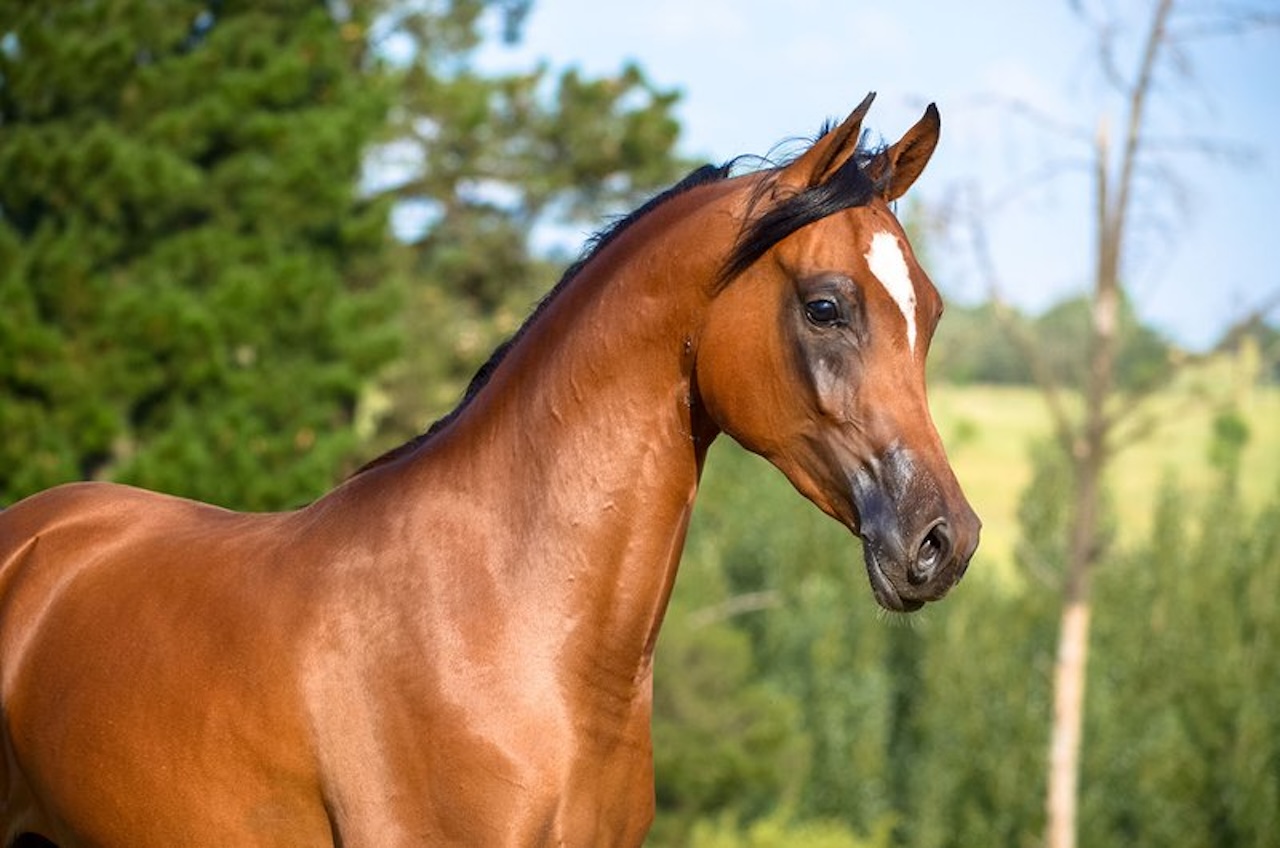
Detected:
left=1, top=1, right=1276, bottom=846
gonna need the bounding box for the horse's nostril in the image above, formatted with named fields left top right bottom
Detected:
left=909, top=521, right=952, bottom=585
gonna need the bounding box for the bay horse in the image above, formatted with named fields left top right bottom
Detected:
left=0, top=93, right=979, bottom=847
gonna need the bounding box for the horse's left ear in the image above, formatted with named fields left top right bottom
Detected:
left=873, top=103, right=941, bottom=201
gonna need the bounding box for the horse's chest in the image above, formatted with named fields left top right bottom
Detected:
left=311, top=672, right=656, bottom=846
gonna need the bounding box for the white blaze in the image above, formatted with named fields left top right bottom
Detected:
left=865, top=231, right=918, bottom=354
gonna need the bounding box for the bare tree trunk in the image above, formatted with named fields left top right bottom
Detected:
left=1044, top=119, right=1116, bottom=847
left=1044, top=4, right=1171, bottom=845
left=1045, top=314, right=1111, bottom=848
left=1045, top=575, right=1093, bottom=848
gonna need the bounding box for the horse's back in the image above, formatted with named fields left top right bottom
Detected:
left=0, top=483, right=333, bottom=846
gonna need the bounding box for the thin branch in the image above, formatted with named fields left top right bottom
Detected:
left=969, top=93, right=1094, bottom=145
left=1019, top=541, right=1064, bottom=590
left=1141, top=134, right=1256, bottom=165
left=1067, top=1, right=1126, bottom=91
left=1168, top=11, right=1280, bottom=41
left=1209, top=288, right=1280, bottom=355
left=686, top=590, right=781, bottom=630
left=1112, top=0, right=1176, bottom=256
left=1097, top=16, right=1127, bottom=93
left=979, top=157, right=1094, bottom=216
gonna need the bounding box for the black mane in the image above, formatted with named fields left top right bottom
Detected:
left=355, top=129, right=886, bottom=475
left=722, top=139, right=886, bottom=284
left=430, top=162, right=736, bottom=432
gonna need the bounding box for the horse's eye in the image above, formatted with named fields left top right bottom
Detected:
left=805, top=298, right=841, bottom=327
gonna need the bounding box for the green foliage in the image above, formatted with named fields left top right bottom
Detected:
left=928, top=301, right=1032, bottom=385
left=1082, top=472, right=1280, bottom=846
left=1207, top=408, right=1250, bottom=476
left=686, top=444, right=908, bottom=827
left=658, top=442, right=1057, bottom=847
left=1032, top=294, right=1173, bottom=393
left=1014, top=438, right=1074, bottom=580
left=650, top=610, right=809, bottom=846
left=1257, top=323, right=1280, bottom=383
left=690, top=808, right=894, bottom=848
left=1211, top=320, right=1280, bottom=385
left=1014, top=435, right=1117, bottom=581
left=927, top=293, right=1176, bottom=390
left=862, top=588, right=1051, bottom=848
left=0, top=0, right=398, bottom=509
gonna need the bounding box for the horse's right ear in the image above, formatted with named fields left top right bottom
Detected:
left=779, top=92, right=876, bottom=189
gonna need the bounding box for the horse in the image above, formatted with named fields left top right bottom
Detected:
left=0, top=93, right=979, bottom=847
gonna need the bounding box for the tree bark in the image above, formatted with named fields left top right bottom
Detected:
left=1045, top=446, right=1104, bottom=848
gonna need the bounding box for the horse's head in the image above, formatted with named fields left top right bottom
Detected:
left=694, top=94, right=980, bottom=612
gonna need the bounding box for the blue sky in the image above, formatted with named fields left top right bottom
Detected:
left=476, top=0, right=1280, bottom=350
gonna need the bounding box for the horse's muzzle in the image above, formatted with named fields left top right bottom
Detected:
left=851, top=450, right=981, bottom=612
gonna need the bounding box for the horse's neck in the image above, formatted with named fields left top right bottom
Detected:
left=398, top=194, right=727, bottom=677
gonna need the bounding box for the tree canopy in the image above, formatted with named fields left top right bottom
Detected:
left=0, top=0, right=398, bottom=508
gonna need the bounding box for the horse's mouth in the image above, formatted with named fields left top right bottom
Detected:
left=863, top=548, right=926, bottom=613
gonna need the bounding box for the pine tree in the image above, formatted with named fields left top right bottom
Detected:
left=0, top=0, right=398, bottom=509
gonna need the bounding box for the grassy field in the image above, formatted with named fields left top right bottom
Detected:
left=929, top=377, right=1280, bottom=575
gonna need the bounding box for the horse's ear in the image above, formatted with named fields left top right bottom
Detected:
left=780, top=92, right=876, bottom=188
left=872, top=103, right=940, bottom=201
